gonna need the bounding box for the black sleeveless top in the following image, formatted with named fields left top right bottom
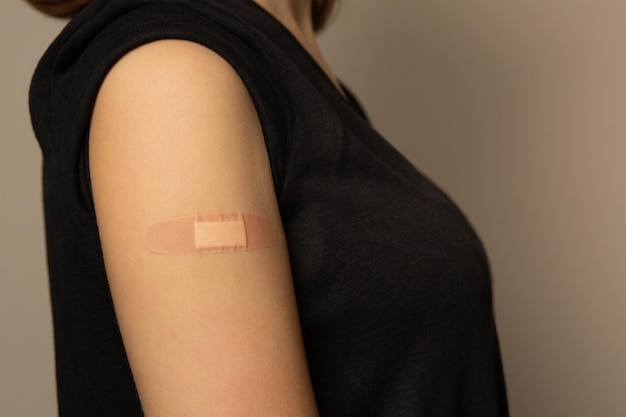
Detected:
left=29, top=0, right=508, bottom=415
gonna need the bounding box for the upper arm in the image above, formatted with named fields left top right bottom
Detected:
left=89, top=39, right=318, bottom=417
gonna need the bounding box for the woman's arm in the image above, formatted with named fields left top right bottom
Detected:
left=89, top=39, right=319, bottom=417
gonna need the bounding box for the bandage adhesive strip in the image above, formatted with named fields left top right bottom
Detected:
left=145, top=213, right=276, bottom=254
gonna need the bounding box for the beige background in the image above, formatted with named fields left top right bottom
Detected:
left=2, top=0, right=625, bottom=416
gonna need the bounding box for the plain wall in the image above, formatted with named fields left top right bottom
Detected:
left=2, top=1, right=625, bottom=416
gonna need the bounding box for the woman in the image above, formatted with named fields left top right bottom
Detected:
left=27, top=0, right=509, bottom=416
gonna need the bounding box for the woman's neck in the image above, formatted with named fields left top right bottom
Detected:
left=253, top=0, right=314, bottom=42
left=252, top=0, right=346, bottom=99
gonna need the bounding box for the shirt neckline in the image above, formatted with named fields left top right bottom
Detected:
left=228, top=0, right=364, bottom=116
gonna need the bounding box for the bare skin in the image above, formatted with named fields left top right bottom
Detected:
left=255, top=0, right=346, bottom=97
left=89, top=1, right=337, bottom=416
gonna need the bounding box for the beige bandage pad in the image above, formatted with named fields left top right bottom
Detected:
left=146, top=213, right=276, bottom=254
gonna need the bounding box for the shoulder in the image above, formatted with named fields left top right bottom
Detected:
left=96, top=38, right=254, bottom=125
left=90, top=38, right=264, bottom=195
left=30, top=0, right=246, bottom=150
left=31, top=0, right=289, bottom=194
left=90, top=38, right=266, bottom=206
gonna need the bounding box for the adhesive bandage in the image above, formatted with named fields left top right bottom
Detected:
left=146, top=212, right=276, bottom=254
